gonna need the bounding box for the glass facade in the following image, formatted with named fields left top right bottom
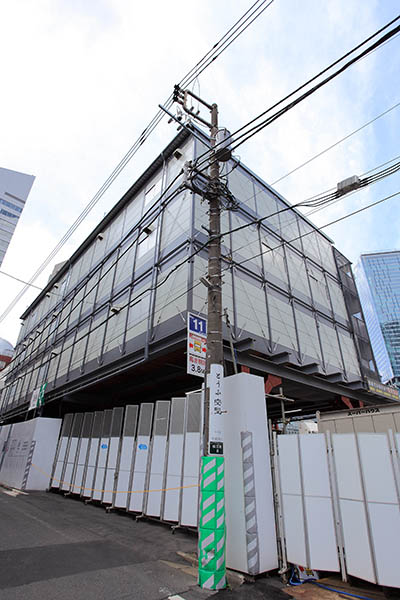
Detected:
left=354, top=251, right=400, bottom=386
left=0, top=130, right=377, bottom=418
left=0, top=167, right=34, bottom=266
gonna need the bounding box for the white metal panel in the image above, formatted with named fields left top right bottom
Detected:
left=26, top=418, right=62, bottom=490
left=114, top=405, right=138, bottom=509
left=146, top=436, right=168, bottom=517
left=102, top=437, right=120, bottom=504
left=305, top=496, right=339, bottom=571
left=129, top=403, right=154, bottom=513
left=163, top=398, right=185, bottom=522
left=129, top=434, right=151, bottom=512
left=300, top=434, right=331, bottom=497
left=282, top=494, right=307, bottom=567
left=71, top=438, right=88, bottom=494
left=358, top=433, right=398, bottom=504
left=368, top=502, right=400, bottom=587
left=61, top=437, right=78, bottom=491
left=114, top=437, right=135, bottom=508
left=340, top=498, right=376, bottom=583
left=52, top=437, right=69, bottom=488
left=92, top=437, right=108, bottom=500
left=179, top=431, right=200, bottom=527
left=332, top=434, right=363, bottom=500
left=180, top=392, right=201, bottom=528
left=224, top=373, right=278, bottom=574
left=277, top=435, right=301, bottom=495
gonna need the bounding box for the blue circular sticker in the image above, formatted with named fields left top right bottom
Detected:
left=101, top=443, right=108, bottom=449
left=138, top=443, right=147, bottom=450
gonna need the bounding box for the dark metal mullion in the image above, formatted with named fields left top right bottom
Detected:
left=282, top=243, right=301, bottom=359
left=99, top=249, right=120, bottom=365
left=147, top=157, right=169, bottom=347
left=122, top=224, right=141, bottom=354
left=66, top=287, right=87, bottom=381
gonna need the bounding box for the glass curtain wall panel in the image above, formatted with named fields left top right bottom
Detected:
left=160, top=190, right=191, bottom=252
left=85, top=308, right=108, bottom=366
left=71, top=412, right=94, bottom=495
left=50, top=413, right=74, bottom=489
left=145, top=400, right=171, bottom=518
left=103, top=290, right=129, bottom=356
left=61, top=413, right=84, bottom=492
left=180, top=392, right=201, bottom=528
left=267, top=290, right=298, bottom=353
left=92, top=409, right=113, bottom=501
left=261, top=229, right=288, bottom=290
left=294, top=304, right=322, bottom=364
left=337, top=328, right=361, bottom=380
left=230, top=212, right=263, bottom=277
left=102, top=407, right=125, bottom=504
left=163, top=397, right=186, bottom=523
left=192, top=256, right=208, bottom=314
left=114, top=405, right=139, bottom=510
left=83, top=411, right=104, bottom=498
left=129, top=403, right=154, bottom=513
left=318, top=319, right=344, bottom=372
left=125, top=278, right=151, bottom=344
left=234, top=271, right=270, bottom=343
left=286, top=248, right=312, bottom=302
left=152, top=258, right=188, bottom=330
left=69, top=318, right=90, bottom=374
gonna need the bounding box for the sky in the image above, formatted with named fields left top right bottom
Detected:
left=0, top=0, right=399, bottom=345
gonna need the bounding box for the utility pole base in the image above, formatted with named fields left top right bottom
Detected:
left=198, top=456, right=226, bottom=590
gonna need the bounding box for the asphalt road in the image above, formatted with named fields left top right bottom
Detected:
left=0, top=487, right=215, bottom=600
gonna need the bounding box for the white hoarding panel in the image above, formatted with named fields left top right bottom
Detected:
left=282, top=494, right=307, bottom=567
left=82, top=411, right=104, bottom=498
left=357, top=433, right=397, bottom=504
left=339, top=498, right=376, bottom=583
left=61, top=413, right=84, bottom=492
left=332, top=434, right=363, bottom=501
left=224, top=373, right=278, bottom=574
left=368, top=502, right=400, bottom=587
left=51, top=413, right=74, bottom=488
left=71, top=413, right=93, bottom=494
left=114, top=405, right=138, bottom=509
left=129, top=403, right=153, bottom=513
left=305, top=496, right=339, bottom=571
left=180, top=392, right=201, bottom=527
left=163, top=398, right=185, bottom=522
left=145, top=401, right=170, bottom=517
left=102, top=407, right=124, bottom=504
left=92, top=410, right=113, bottom=501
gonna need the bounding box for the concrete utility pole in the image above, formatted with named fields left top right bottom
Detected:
left=172, top=86, right=225, bottom=455
left=203, top=102, right=223, bottom=453
left=172, top=86, right=228, bottom=591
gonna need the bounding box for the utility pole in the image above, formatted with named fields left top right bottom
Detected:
left=172, top=86, right=229, bottom=591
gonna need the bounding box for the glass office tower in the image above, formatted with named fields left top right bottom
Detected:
left=355, top=251, right=400, bottom=387
left=0, top=167, right=35, bottom=266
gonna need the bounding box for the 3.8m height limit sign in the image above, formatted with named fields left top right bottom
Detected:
left=187, top=312, right=207, bottom=378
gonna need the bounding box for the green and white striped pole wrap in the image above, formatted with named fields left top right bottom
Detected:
left=198, top=456, right=226, bottom=590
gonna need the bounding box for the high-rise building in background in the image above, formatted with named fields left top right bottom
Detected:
left=0, top=167, right=35, bottom=267
left=355, top=251, right=400, bottom=388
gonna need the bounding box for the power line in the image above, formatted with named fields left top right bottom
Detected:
left=193, top=16, right=400, bottom=170
left=0, top=271, right=43, bottom=291
left=229, top=22, right=400, bottom=153
left=0, top=0, right=274, bottom=328
left=271, top=100, right=400, bottom=186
